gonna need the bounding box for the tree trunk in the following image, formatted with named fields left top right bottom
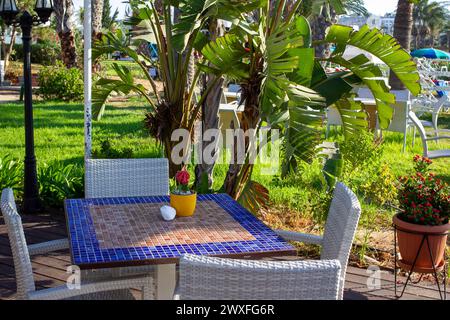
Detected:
left=389, top=0, right=414, bottom=90
left=3, top=26, right=16, bottom=72
left=194, top=18, right=225, bottom=191
left=222, top=71, right=262, bottom=198
left=310, top=7, right=335, bottom=58
left=54, top=0, right=77, bottom=68
left=92, top=0, right=104, bottom=41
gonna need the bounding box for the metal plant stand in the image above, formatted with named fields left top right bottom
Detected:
left=394, top=225, right=448, bottom=300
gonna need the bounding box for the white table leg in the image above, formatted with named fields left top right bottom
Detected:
left=156, top=264, right=176, bottom=300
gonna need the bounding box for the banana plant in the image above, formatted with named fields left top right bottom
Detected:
left=92, top=0, right=263, bottom=176
left=200, top=0, right=420, bottom=203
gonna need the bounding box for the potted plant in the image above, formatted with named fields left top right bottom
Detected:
left=170, top=166, right=197, bottom=217
left=394, top=155, right=450, bottom=272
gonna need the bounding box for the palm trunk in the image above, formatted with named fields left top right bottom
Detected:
left=92, top=0, right=104, bottom=41
left=222, top=71, right=262, bottom=198
left=310, top=7, right=335, bottom=59
left=59, top=31, right=77, bottom=68
left=389, top=0, right=414, bottom=90
left=54, top=0, right=77, bottom=68
left=194, top=18, right=224, bottom=190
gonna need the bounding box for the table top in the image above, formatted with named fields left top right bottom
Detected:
left=65, top=193, right=296, bottom=269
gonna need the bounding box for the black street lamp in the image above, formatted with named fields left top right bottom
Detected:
left=0, top=0, right=53, bottom=213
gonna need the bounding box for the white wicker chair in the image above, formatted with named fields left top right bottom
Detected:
left=1, top=188, right=153, bottom=300
left=84, top=158, right=170, bottom=290
left=85, top=158, right=169, bottom=198
left=275, top=182, right=361, bottom=300
left=176, top=254, right=341, bottom=300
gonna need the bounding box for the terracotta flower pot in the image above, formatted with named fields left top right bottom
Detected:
left=393, top=214, right=449, bottom=272
left=170, top=192, right=197, bottom=217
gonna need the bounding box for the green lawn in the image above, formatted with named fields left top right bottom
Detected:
left=0, top=101, right=161, bottom=166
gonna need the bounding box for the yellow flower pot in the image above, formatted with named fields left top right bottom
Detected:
left=170, top=192, right=197, bottom=217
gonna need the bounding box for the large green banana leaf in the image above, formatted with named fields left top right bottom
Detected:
left=325, top=24, right=421, bottom=96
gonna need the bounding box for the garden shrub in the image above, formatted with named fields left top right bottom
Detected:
left=0, top=155, right=23, bottom=197
left=92, top=139, right=134, bottom=159
left=1, top=155, right=84, bottom=210
left=37, top=62, right=84, bottom=101
left=340, top=132, right=397, bottom=206
left=38, top=162, right=84, bottom=209
left=12, top=41, right=61, bottom=66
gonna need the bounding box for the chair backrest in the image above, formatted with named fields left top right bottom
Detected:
left=85, top=158, right=170, bottom=198
left=179, top=254, right=341, bottom=300
left=320, top=182, right=361, bottom=298
left=1, top=188, right=36, bottom=299
left=408, top=111, right=429, bottom=157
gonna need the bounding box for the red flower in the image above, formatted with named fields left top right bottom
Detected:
left=175, top=169, right=190, bottom=186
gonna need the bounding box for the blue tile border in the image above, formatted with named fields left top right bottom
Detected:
left=65, top=194, right=296, bottom=267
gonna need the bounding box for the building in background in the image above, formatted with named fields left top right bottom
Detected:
left=337, top=15, right=368, bottom=30
left=380, top=12, right=396, bottom=35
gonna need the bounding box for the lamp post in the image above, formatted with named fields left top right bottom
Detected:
left=0, top=0, right=53, bottom=213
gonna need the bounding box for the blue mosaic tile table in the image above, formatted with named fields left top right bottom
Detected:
left=65, top=193, right=296, bottom=269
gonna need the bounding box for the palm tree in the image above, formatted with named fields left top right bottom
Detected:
left=309, top=0, right=369, bottom=58
left=413, top=0, right=449, bottom=48
left=53, top=0, right=77, bottom=68
left=389, top=0, right=416, bottom=90
left=202, top=1, right=419, bottom=199
left=92, top=0, right=262, bottom=177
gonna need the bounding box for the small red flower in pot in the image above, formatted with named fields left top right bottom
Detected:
left=170, top=166, right=197, bottom=217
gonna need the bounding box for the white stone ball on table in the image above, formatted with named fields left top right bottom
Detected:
left=160, top=205, right=176, bottom=221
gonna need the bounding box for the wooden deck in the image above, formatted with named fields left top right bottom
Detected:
left=0, top=214, right=447, bottom=300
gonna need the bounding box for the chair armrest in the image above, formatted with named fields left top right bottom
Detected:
left=426, top=135, right=450, bottom=141
left=28, top=238, right=69, bottom=256
left=275, top=230, right=323, bottom=245
left=28, top=275, right=153, bottom=300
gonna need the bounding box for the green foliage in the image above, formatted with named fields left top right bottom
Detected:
left=324, top=24, right=421, bottom=128
left=270, top=159, right=332, bottom=225
left=37, top=62, right=84, bottom=101
left=38, top=163, right=84, bottom=209
left=0, top=155, right=23, bottom=196
left=195, top=172, right=212, bottom=194
left=12, top=41, right=61, bottom=66
left=340, top=132, right=397, bottom=206
left=92, top=139, right=134, bottom=159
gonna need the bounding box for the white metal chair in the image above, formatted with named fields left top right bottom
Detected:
left=413, top=95, right=449, bottom=136
left=408, top=111, right=450, bottom=159
left=176, top=254, right=341, bottom=300
left=275, top=182, right=361, bottom=300
left=85, top=158, right=169, bottom=198
left=1, top=188, right=153, bottom=300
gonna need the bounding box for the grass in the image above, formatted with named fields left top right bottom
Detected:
left=0, top=101, right=161, bottom=166
left=100, top=60, right=149, bottom=79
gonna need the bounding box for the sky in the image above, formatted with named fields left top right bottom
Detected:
left=72, top=0, right=450, bottom=19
